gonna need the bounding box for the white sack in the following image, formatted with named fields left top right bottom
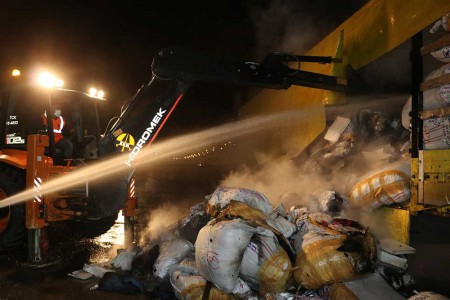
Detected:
left=423, top=117, right=450, bottom=149
left=153, top=236, right=194, bottom=279
left=195, top=218, right=262, bottom=293
left=431, top=46, right=450, bottom=63
left=205, top=186, right=273, bottom=215
left=402, top=63, right=450, bottom=129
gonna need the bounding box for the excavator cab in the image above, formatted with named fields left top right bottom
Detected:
left=0, top=72, right=103, bottom=164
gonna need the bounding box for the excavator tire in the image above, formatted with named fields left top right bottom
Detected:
left=0, top=165, right=26, bottom=251
left=68, top=213, right=118, bottom=239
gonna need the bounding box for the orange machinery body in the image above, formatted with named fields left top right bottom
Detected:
left=0, top=134, right=137, bottom=230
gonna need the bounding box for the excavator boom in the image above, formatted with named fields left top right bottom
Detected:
left=152, top=46, right=349, bottom=92
left=100, top=46, right=350, bottom=168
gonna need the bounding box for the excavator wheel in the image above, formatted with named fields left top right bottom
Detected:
left=0, top=165, right=26, bottom=250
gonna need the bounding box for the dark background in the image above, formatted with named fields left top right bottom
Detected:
left=0, top=0, right=366, bottom=135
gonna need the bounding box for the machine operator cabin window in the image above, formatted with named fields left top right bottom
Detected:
left=4, top=86, right=47, bottom=150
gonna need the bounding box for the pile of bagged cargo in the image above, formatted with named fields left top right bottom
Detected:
left=88, top=186, right=427, bottom=299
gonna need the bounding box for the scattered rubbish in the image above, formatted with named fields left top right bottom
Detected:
left=378, top=250, right=408, bottom=269
left=379, top=238, right=416, bottom=255
left=67, top=269, right=94, bottom=280
left=377, top=265, right=416, bottom=296
left=95, top=272, right=145, bottom=295
left=83, top=262, right=115, bottom=278
left=332, top=273, right=404, bottom=300
left=111, top=249, right=137, bottom=271
left=324, top=116, right=351, bottom=144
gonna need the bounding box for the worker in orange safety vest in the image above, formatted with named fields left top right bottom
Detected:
left=42, top=104, right=73, bottom=157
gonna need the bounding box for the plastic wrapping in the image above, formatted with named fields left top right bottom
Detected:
left=240, top=228, right=292, bottom=292
left=293, top=219, right=376, bottom=289
left=349, top=161, right=411, bottom=209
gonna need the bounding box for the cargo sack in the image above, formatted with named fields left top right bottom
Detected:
left=293, top=219, right=376, bottom=289
left=205, top=187, right=273, bottom=216
left=408, top=291, right=450, bottom=300
left=430, top=12, right=450, bottom=34
left=423, top=117, right=450, bottom=150
left=169, top=256, right=198, bottom=276
left=215, top=200, right=296, bottom=239
left=266, top=214, right=297, bottom=239
left=169, top=258, right=250, bottom=300
left=170, top=271, right=233, bottom=300
left=349, top=161, right=411, bottom=209
left=213, top=201, right=296, bottom=261
left=153, top=235, right=194, bottom=279
left=402, top=63, right=450, bottom=129
left=292, top=212, right=333, bottom=253
left=239, top=228, right=293, bottom=292
left=431, top=46, right=450, bottom=63
left=328, top=283, right=359, bottom=300
left=195, top=218, right=264, bottom=293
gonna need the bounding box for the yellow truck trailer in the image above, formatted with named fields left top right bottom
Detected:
left=240, top=0, right=450, bottom=294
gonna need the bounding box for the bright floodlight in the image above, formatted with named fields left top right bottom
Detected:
left=97, top=90, right=105, bottom=98
left=11, top=69, right=21, bottom=77
left=89, top=88, right=97, bottom=96
left=56, top=79, right=64, bottom=88
left=37, top=72, right=63, bottom=88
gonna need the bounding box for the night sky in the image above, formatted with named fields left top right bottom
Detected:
left=0, top=0, right=366, bottom=135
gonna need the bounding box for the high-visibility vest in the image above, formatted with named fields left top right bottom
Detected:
left=42, top=113, right=65, bottom=143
